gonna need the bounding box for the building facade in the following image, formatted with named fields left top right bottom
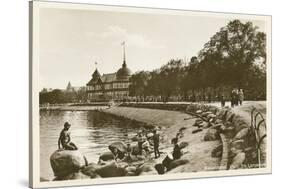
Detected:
left=86, top=54, right=131, bottom=101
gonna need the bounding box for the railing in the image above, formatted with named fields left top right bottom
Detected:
left=250, top=107, right=266, bottom=168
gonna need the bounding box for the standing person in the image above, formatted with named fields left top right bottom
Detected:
left=238, top=89, right=244, bottom=105
left=137, top=130, right=146, bottom=155
left=125, top=143, right=132, bottom=162
left=235, top=89, right=239, bottom=106
left=220, top=95, right=225, bottom=107
left=153, top=129, right=160, bottom=159
left=58, top=122, right=78, bottom=150
left=231, top=89, right=235, bottom=108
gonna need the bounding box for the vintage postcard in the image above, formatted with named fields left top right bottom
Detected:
left=29, top=1, right=271, bottom=188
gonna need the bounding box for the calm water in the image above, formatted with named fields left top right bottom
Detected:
left=40, top=109, right=141, bottom=180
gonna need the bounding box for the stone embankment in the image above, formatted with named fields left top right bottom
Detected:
left=46, top=102, right=265, bottom=181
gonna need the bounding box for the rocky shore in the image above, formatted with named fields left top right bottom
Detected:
left=43, top=102, right=266, bottom=181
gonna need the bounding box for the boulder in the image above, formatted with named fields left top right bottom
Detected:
left=207, top=113, right=216, bottom=120
left=230, top=152, right=246, bottom=169
left=233, top=128, right=249, bottom=141
left=168, top=159, right=189, bottom=170
left=125, top=166, right=137, bottom=173
left=81, top=162, right=127, bottom=178
left=154, top=163, right=165, bottom=174
left=204, top=128, right=219, bottom=141
left=232, top=116, right=248, bottom=134
left=99, top=151, right=115, bottom=162
left=192, top=128, right=203, bottom=134
left=209, top=123, right=223, bottom=131
left=137, top=163, right=158, bottom=175
left=50, top=150, right=87, bottom=177
left=211, top=144, right=223, bottom=158
left=53, top=171, right=91, bottom=181
left=108, top=141, right=127, bottom=154
left=231, top=139, right=245, bottom=150
left=179, top=141, right=189, bottom=149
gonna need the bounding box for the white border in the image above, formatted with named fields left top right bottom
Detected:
left=30, top=1, right=272, bottom=188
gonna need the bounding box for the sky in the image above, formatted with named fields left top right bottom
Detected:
left=39, top=7, right=266, bottom=90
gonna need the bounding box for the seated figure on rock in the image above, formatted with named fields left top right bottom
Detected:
left=58, top=122, right=78, bottom=151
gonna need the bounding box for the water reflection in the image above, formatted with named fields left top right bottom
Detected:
left=40, top=110, right=140, bottom=180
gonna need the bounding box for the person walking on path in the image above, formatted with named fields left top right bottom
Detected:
left=153, top=129, right=160, bottom=158
left=238, top=89, right=244, bottom=105
left=58, top=122, right=78, bottom=150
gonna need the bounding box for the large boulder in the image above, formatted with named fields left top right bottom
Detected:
left=204, top=128, right=220, bottom=141
left=168, top=159, right=189, bottom=171
left=137, top=163, right=158, bottom=176
left=50, top=150, right=87, bottom=177
left=230, top=152, right=246, bottom=169
left=99, top=151, right=115, bottom=162
left=53, top=171, right=91, bottom=181
left=233, top=128, right=249, bottom=141
left=81, top=161, right=128, bottom=178
left=108, top=142, right=127, bottom=154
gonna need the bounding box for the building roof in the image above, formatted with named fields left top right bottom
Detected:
left=100, top=73, right=117, bottom=83
left=116, top=62, right=131, bottom=79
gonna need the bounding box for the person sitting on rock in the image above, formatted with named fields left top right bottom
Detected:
left=58, top=122, right=78, bottom=151
left=125, top=143, right=132, bottom=162
left=171, top=138, right=181, bottom=160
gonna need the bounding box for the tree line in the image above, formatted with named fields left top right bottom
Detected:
left=129, top=20, right=266, bottom=102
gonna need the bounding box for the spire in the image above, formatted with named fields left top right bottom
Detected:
left=91, top=61, right=101, bottom=79
left=121, top=41, right=127, bottom=67
left=66, top=81, right=72, bottom=91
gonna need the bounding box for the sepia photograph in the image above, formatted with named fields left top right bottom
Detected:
left=30, top=1, right=271, bottom=188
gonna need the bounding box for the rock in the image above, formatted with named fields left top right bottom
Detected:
left=81, top=162, right=127, bottom=178
left=230, top=152, right=246, bottom=169
left=154, top=163, right=165, bottom=174
left=179, top=141, right=189, bottom=149
left=209, top=123, right=223, bottom=130
left=179, top=127, right=187, bottom=132
left=231, top=139, right=245, bottom=150
left=131, top=135, right=138, bottom=142
left=53, top=171, right=91, bottom=181
left=162, top=154, right=173, bottom=168
left=211, top=144, right=223, bottom=158
left=204, top=128, right=219, bottom=141
left=108, top=141, right=127, bottom=154
left=192, top=128, right=203, bottom=134
left=207, top=113, right=216, bottom=120
left=232, top=116, right=248, bottom=134
left=168, top=159, right=189, bottom=170
left=233, top=128, right=249, bottom=141
left=214, top=119, right=223, bottom=124
left=80, top=163, right=100, bottom=178
left=230, top=147, right=243, bottom=157
left=196, top=110, right=203, bottom=114
left=99, top=151, right=115, bottom=162
left=50, top=150, right=87, bottom=177
left=202, top=111, right=212, bottom=117
left=137, top=163, right=158, bottom=175
left=126, top=172, right=137, bottom=176
left=125, top=166, right=137, bottom=173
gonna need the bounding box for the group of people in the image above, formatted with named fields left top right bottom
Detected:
left=230, top=88, right=244, bottom=108
left=136, top=129, right=160, bottom=159
left=58, top=121, right=182, bottom=165
left=220, top=88, right=244, bottom=108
